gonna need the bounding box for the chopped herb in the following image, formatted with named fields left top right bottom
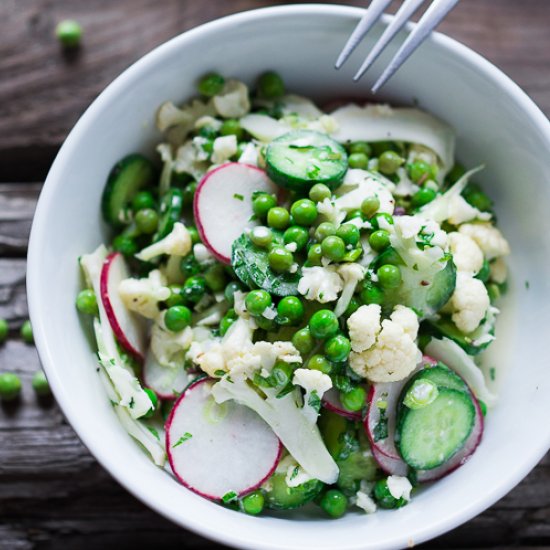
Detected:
left=214, top=369, right=226, bottom=377
left=308, top=390, right=321, bottom=412
left=373, top=408, right=388, bottom=442
left=147, top=426, right=160, bottom=440
left=172, top=432, right=193, bottom=447
left=490, top=367, right=496, bottom=381
left=290, top=466, right=300, bottom=481
left=222, top=491, right=238, bottom=503
left=525, top=280, right=530, bottom=290
left=128, top=397, right=135, bottom=409
left=233, top=193, right=244, bottom=201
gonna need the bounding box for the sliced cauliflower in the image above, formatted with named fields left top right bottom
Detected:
left=448, top=232, right=484, bottom=275
left=490, top=256, right=508, bottom=284
left=334, top=263, right=366, bottom=317
left=293, top=368, right=333, bottom=423
left=194, top=115, right=222, bottom=131
left=316, top=198, right=347, bottom=227
left=193, top=243, right=216, bottom=266
left=212, top=79, right=250, bottom=118
left=156, top=98, right=215, bottom=133
left=238, top=142, right=259, bottom=166
left=298, top=265, right=343, bottom=303
left=347, top=304, right=382, bottom=353
left=354, top=491, right=377, bottom=514
left=151, top=315, right=193, bottom=369
left=136, top=222, right=192, bottom=262
left=276, top=454, right=316, bottom=488
left=118, top=269, right=170, bottom=319
left=348, top=305, right=421, bottom=383
left=448, top=272, right=490, bottom=333
left=173, top=141, right=209, bottom=181
left=211, top=135, right=238, bottom=164
left=458, top=222, right=510, bottom=260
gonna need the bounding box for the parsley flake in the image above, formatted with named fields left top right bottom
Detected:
left=172, top=432, right=193, bottom=447
left=233, top=193, right=244, bottom=201
left=222, top=491, right=238, bottom=504
left=147, top=426, right=160, bottom=440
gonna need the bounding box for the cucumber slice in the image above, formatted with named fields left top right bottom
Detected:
left=397, top=388, right=475, bottom=470
left=428, top=316, right=493, bottom=356
left=266, top=130, right=348, bottom=191
left=101, top=154, right=157, bottom=226
left=414, top=364, right=469, bottom=393
left=153, top=188, right=183, bottom=242
left=264, top=472, right=324, bottom=510
left=231, top=233, right=301, bottom=297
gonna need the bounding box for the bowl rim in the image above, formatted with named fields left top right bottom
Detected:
left=27, top=3, right=550, bottom=549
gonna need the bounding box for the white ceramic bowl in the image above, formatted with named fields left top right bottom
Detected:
left=28, top=4, right=550, bottom=549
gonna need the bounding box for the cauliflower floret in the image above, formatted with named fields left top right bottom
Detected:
left=448, top=272, right=490, bottom=333
left=156, top=99, right=215, bottom=133
left=151, top=315, right=193, bottom=369
left=275, top=454, right=315, bottom=488
left=316, top=198, right=346, bottom=226
left=490, top=256, right=508, bottom=284
left=118, top=269, right=170, bottom=319
left=349, top=305, right=421, bottom=383
left=347, top=304, right=382, bottom=353
left=211, top=135, right=238, bottom=164
left=387, top=475, right=413, bottom=501
left=194, top=115, right=222, bottom=131
left=458, top=222, right=510, bottom=260
left=212, top=79, right=250, bottom=118
left=354, top=491, right=378, bottom=514
left=293, top=368, right=332, bottom=423
left=238, top=142, right=258, bottom=166
left=298, top=265, right=343, bottom=303
left=193, top=243, right=215, bottom=266
left=135, top=222, right=192, bottom=262
left=448, top=232, right=484, bottom=275
left=334, top=263, right=366, bottom=317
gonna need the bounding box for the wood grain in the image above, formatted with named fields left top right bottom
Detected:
left=0, top=1, right=549, bottom=548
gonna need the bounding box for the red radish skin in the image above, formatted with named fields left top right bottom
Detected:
left=322, top=388, right=362, bottom=421
left=193, top=163, right=280, bottom=264
left=143, top=348, right=190, bottom=400
left=372, top=445, right=408, bottom=477
left=100, top=252, right=147, bottom=362
left=166, top=377, right=282, bottom=500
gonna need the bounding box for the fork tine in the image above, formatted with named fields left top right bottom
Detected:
left=353, top=0, right=427, bottom=81
left=335, top=0, right=393, bottom=70
left=371, top=0, right=460, bottom=93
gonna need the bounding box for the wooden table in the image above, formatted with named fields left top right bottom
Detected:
left=1, top=1, right=549, bottom=548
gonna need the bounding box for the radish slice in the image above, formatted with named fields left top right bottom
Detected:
left=372, top=445, right=408, bottom=477
left=166, top=378, right=282, bottom=500
left=416, top=394, right=484, bottom=483
left=100, top=252, right=147, bottom=361
left=143, top=348, right=190, bottom=400
left=193, top=163, right=279, bottom=264
left=322, top=388, right=362, bottom=421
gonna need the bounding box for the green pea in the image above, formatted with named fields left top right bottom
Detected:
left=250, top=226, right=273, bottom=248
left=257, top=71, right=285, bottom=98
left=307, top=354, right=332, bottom=374
left=344, top=297, right=360, bottom=318
left=245, top=290, right=272, bottom=316
left=320, top=489, right=348, bottom=518
left=349, top=141, right=372, bottom=156
left=32, top=370, right=50, bottom=396
left=21, top=320, right=33, bottom=344
left=324, top=334, right=351, bottom=362
left=336, top=223, right=360, bottom=247
left=277, top=296, right=304, bottom=325
left=360, top=281, right=385, bottom=305
left=377, top=264, right=402, bottom=289
left=267, top=207, right=290, bottom=230
left=283, top=226, right=309, bottom=251
left=270, top=360, right=294, bottom=388
left=198, top=73, right=225, bottom=97
left=373, top=478, right=407, bottom=509
left=55, top=19, right=82, bottom=48
left=321, top=235, right=346, bottom=262
left=76, top=289, right=98, bottom=316
left=180, top=255, right=201, bottom=278
left=113, top=234, right=138, bottom=257
left=307, top=243, right=323, bottom=266
left=219, top=313, right=236, bottom=337
left=292, top=327, right=315, bottom=355
left=463, top=183, right=492, bottom=212
left=290, top=199, right=318, bottom=226
left=132, top=191, right=155, bottom=212
left=408, top=160, right=432, bottom=184
left=348, top=152, right=368, bottom=169
left=255, top=315, right=277, bottom=331
left=241, top=490, right=265, bottom=515
left=164, top=285, right=183, bottom=308
left=220, top=119, right=243, bottom=140
left=268, top=247, right=293, bottom=273
left=446, top=163, right=466, bottom=184
left=368, top=229, right=390, bottom=252
left=135, top=208, right=159, bottom=234
left=309, top=310, right=339, bottom=340
left=187, top=226, right=201, bottom=244
left=198, top=125, right=218, bottom=140
left=182, top=181, right=197, bottom=207
left=476, top=260, right=491, bottom=283
left=0, top=372, right=21, bottom=401
left=252, top=193, right=277, bottom=219
left=345, top=209, right=365, bottom=222
left=204, top=264, right=227, bottom=292
left=164, top=305, right=192, bottom=332
left=314, top=222, right=337, bottom=242
left=361, top=196, right=380, bottom=218
left=371, top=141, right=397, bottom=156
left=309, top=183, right=332, bottom=203
left=378, top=151, right=404, bottom=175
left=224, top=282, right=242, bottom=307
left=341, top=386, right=367, bottom=412
left=0, top=319, right=8, bottom=344
left=182, top=276, right=206, bottom=304
left=143, top=388, right=158, bottom=419
left=370, top=212, right=394, bottom=230
left=411, top=187, right=437, bottom=208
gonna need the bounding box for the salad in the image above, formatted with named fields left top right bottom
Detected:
left=76, top=71, right=510, bottom=518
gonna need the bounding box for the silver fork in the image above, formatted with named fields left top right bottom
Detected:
left=336, top=0, right=460, bottom=93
